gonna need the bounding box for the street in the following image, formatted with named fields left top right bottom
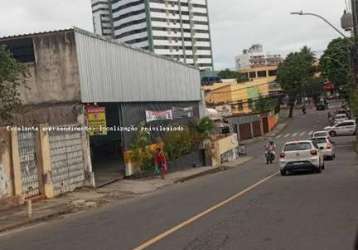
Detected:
left=0, top=108, right=357, bottom=250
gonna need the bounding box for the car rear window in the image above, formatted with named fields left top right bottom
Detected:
left=312, top=138, right=327, bottom=144
left=313, top=132, right=327, bottom=137
left=284, top=142, right=312, bottom=151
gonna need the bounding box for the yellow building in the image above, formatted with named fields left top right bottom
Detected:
left=239, top=65, right=278, bottom=81
left=204, top=77, right=276, bottom=115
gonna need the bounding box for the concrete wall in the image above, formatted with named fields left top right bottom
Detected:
left=212, top=134, right=239, bottom=167
left=19, top=31, right=81, bottom=105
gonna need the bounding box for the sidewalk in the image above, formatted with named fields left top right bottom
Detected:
left=0, top=156, right=252, bottom=233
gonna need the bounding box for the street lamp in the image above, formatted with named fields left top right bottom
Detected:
left=290, top=10, right=358, bottom=89
left=290, top=11, right=349, bottom=39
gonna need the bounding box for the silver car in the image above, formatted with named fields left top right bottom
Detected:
left=279, top=140, right=324, bottom=176
left=312, top=137, right=335, bottom=160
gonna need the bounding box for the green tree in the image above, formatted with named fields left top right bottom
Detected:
left=129, top=122, right=154, bottom=172
left=0, top=45, right=25, bottom=124
left=320, top=38, right=352, bottom=99
left=277, top=46, right=315, bottom=118
left=254, top=95, right=277, bottom=113
left=218, top=69, right=238, bottom=79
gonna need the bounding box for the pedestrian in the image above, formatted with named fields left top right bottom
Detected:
left=154, top=148, right=168, bottom=179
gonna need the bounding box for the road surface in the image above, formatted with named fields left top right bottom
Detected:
left=0, top=108, right=357, bottom=250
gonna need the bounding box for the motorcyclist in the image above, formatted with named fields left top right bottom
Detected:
left=265, top=139, right=276, bottom=164
left=302, top=105, right=306, bottom=114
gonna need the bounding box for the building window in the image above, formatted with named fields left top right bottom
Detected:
left=249, top=72, right=257, bottom=78
left=248, top=99, right=253, bottom=109
left=257, top=71, right=267, bottom=77
left=269, top=70, right=277, bottom=76
left=238, top=102, right=244, bottom=111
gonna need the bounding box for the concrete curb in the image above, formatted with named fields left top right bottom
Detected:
left=174, top=157, right=254, bottom=183
left=174, top=167, right=225, bottom=183
left=0, top=207, right=74, bottom=234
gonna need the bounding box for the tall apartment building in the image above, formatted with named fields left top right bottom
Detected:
left=91, top=0, right=214, bottom=70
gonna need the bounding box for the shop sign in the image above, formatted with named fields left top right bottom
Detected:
left=146, top=110, right=174, bottom=122
left=87, top=106, right=107, bottom=136
left=215, top=105, right=232, bottom=117
left=173, top=106, right=194, bottom=119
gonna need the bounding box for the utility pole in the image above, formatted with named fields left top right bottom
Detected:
left=351, top=0, right=358, bottom=88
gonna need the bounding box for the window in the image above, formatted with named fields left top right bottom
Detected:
left=238, top=102, right=244, bottom=111
left=248, top=99, right=253, bottom=109
left=284, top=143, right=312, bottom=151
left=249, top=72, right=256, bottom=78
left=257, top=71, right=267, bottom=77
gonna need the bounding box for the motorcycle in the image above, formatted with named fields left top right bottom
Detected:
left=265, top=151, right=275, bottom=164
left=302, top=106, right=306, bottom=114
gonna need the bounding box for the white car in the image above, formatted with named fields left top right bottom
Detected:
left=311, top=130, right=330, bottom=139
left=334, top=113, right=348, bottom=124
left=311, top=137, right=335, bottom=160
left=279, top=140, right=324, bottom=176
left=324, top=120, right=357, bottom=136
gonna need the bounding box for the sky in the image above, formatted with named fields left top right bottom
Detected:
left=0, top=0, right=350, bottom=70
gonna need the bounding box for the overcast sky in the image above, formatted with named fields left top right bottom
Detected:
left=0, top=0, right=349, bottom=70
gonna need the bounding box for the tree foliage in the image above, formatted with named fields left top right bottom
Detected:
left=276, top=46, right=315, bottom=117
left=320, top=38, right=352, bottom=98
left=217, top=68, right=249, bottom=83
left=0, top=45, right=25, bottom=123
left=253, top=95, right=277, bottom=114
left=129, top=122, right=154, bottom=172
left=217, top=69, right=238, bottom=79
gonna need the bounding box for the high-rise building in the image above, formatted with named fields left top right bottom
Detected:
left=91, top=0, right=214, bottom=70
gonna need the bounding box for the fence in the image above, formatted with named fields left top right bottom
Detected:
left=0, top=125, right=93, bottom=203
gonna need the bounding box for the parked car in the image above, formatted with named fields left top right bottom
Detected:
left=279, top=140, right=324, bottom=176
left=311, top=130, right=330, bottom=139
left=311, top=137, right=335, bottom=160
left=324, top=120, right=357, bottom=136
left=334, top=113, right=348, bottom=124
left=335, top=109, right=351, bottom=119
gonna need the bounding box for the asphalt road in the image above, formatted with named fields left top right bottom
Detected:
left=0, top=108, right=357, bottom=250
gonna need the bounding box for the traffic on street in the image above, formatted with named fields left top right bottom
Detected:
left=0, top=106, right=356, bottom=250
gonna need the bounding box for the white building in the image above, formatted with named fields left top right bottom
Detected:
left=235, top=44, right=282, bottom=70
left=91, top=0, right=214, bottom=70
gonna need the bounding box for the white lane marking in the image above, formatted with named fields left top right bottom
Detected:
left=308, top=131, right=314, bottom=136
left=299, top=131, right=306, bottom=137
left=276, top=134, right=282, bottom=139
left=292, top=132, right=298, bottom=137
left=284, top=133, right=290, bottom=138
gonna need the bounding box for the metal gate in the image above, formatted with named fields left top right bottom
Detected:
left=262, top=117, right=269, bottom=134
left=49, top=131, right=86, bottom=196
left=18, top=131, right=41, bottom=198
left=253, top=121, right=262, bottom=137
left=239, top=123, right=252, bottom=140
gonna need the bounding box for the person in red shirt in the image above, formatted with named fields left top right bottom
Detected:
left=154, top=148, right=168, bottom=179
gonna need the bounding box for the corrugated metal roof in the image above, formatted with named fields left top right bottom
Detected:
left=0, top=28, right=73, bottom=41
left=74, top=28, right=201, bottom=103
left=73, top=27, right=198, bottom=70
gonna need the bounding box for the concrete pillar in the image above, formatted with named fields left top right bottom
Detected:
left=37, top=125, right=54, bottom=198
left=10, top=130, right=23, bottom=196
left=82, top=131, right=95, bottom=187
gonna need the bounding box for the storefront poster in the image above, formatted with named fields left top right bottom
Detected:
left=145, top=110, right=174, bottom=122
left=87, top=106, right=107, bottom=136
